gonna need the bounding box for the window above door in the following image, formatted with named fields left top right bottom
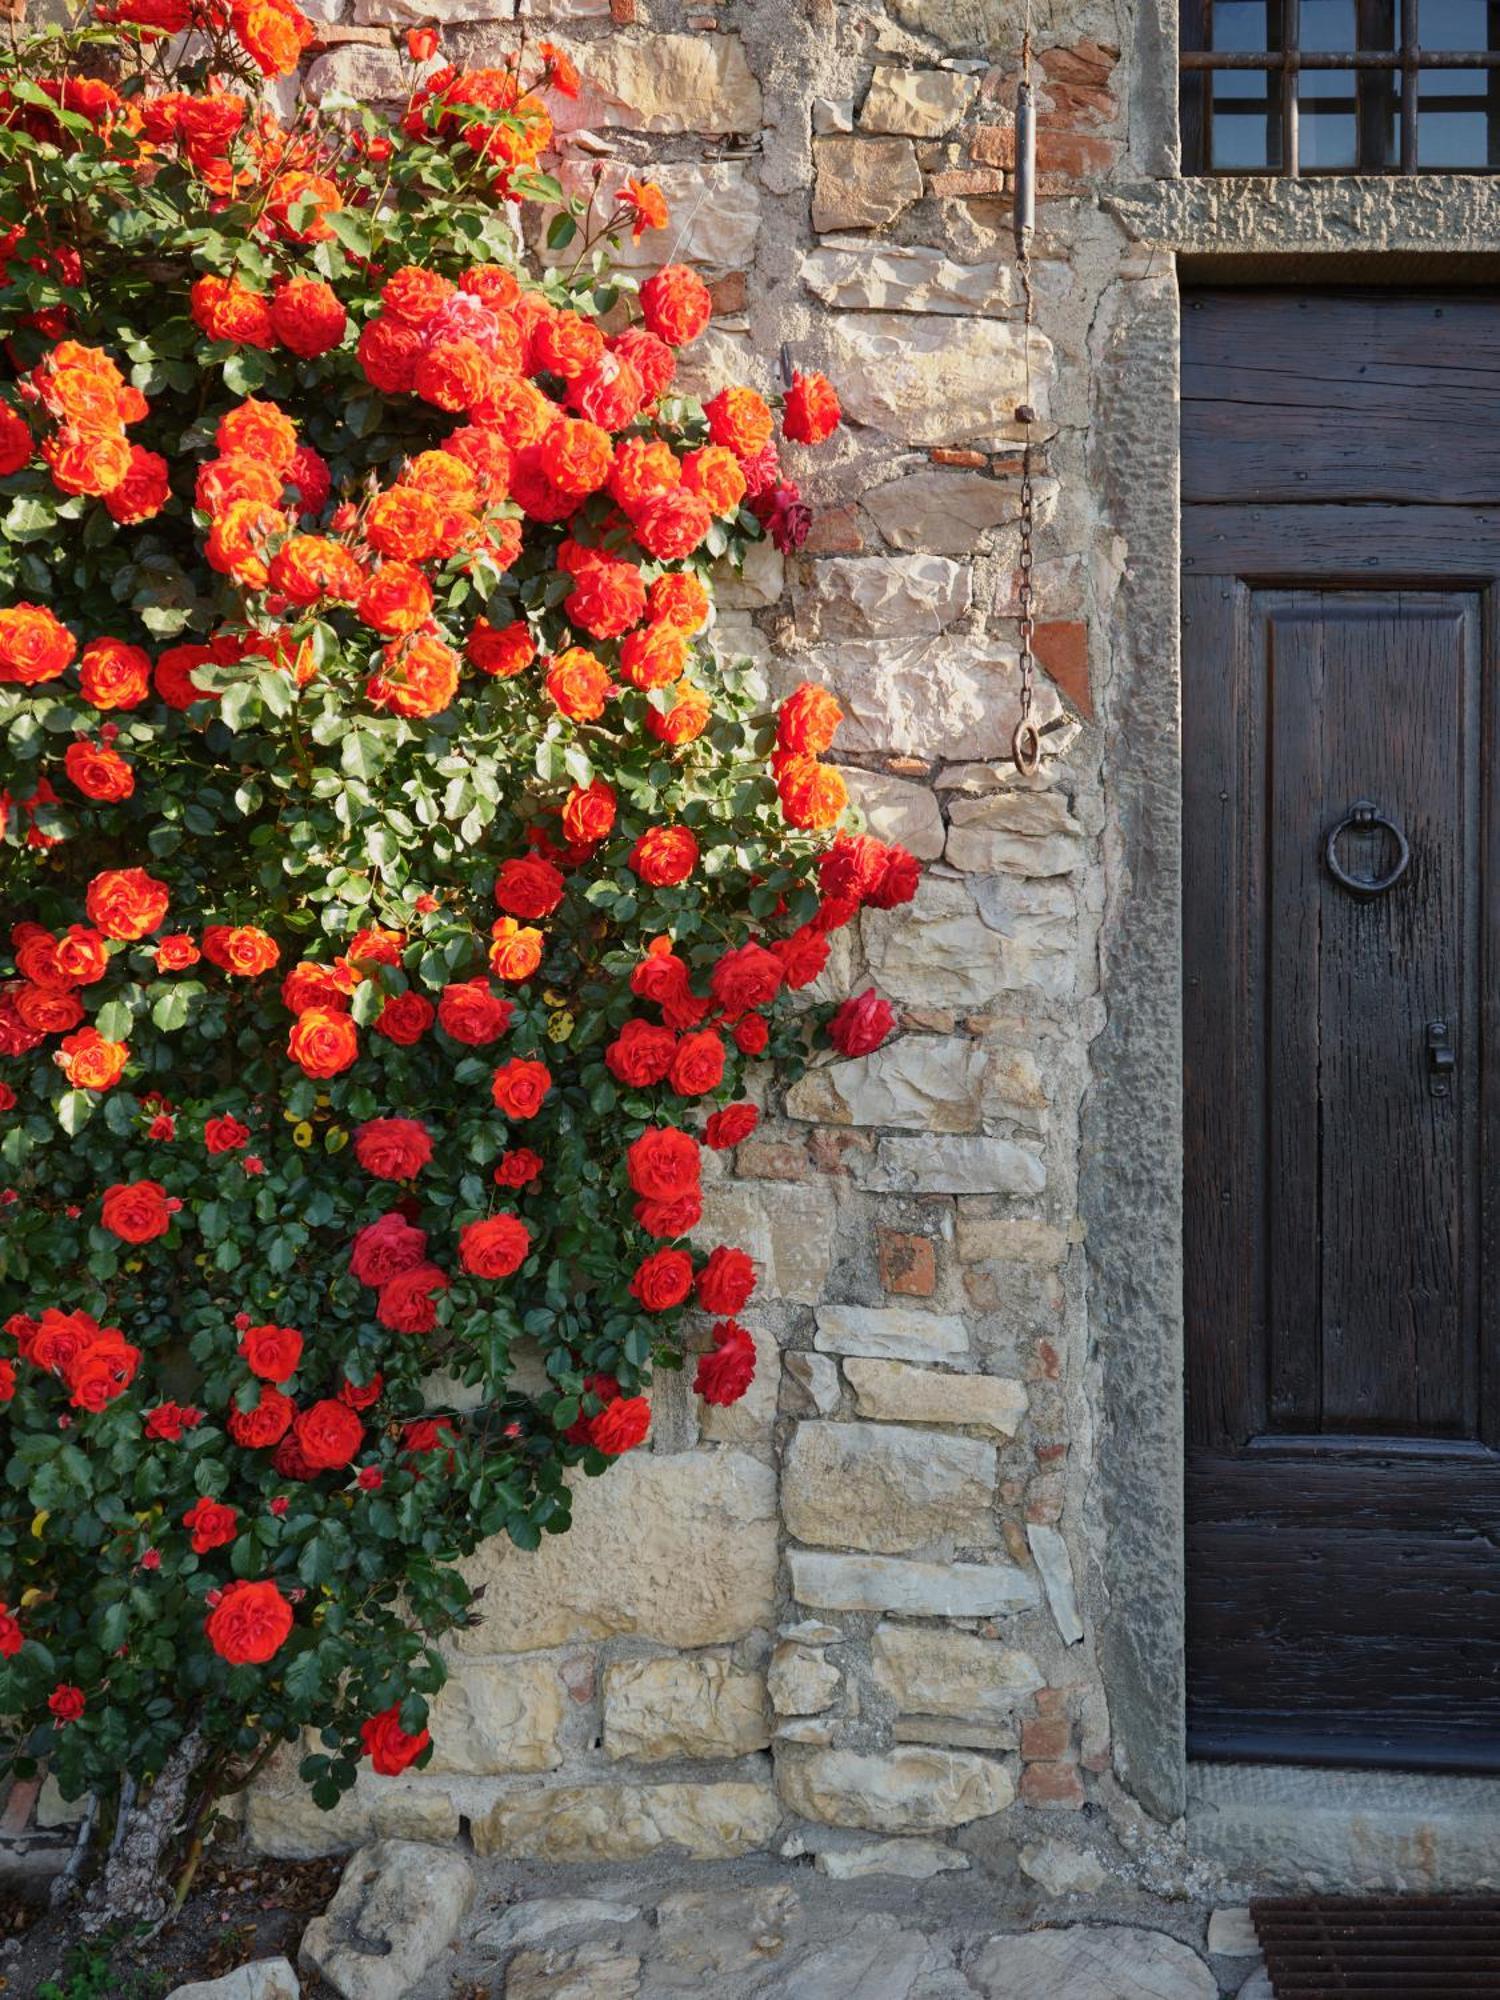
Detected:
left=1181, top=0, right=1500, bottom=172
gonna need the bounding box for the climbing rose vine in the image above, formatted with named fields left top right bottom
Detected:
left=0, top=13, right=918, bottom=1845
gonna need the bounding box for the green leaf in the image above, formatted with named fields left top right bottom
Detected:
left=57, top=1090, right=96, bottom=1136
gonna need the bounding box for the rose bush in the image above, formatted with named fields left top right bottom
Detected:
left=0, top=9, right=917, bottom=1896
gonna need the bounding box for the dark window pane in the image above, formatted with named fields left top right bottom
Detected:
left=1300, top=68, right=1359, bottom=165
left=1210, top=69, right=1284, bottom=166
left=1419, top=67, right=1500, bottom=164
left=1303, top=0, right=1358, bottom=47
left=1419, top=0, right=1494, bottom=51
left=1212, top=0, right=1275, bottom=44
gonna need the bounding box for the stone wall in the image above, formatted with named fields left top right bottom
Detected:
left=252, top=0, right=1173, bottom=1891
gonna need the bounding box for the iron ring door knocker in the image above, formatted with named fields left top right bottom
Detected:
left=1325, top=799, right=1411, bottom=898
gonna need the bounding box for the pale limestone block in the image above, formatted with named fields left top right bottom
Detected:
left=455, top=1451, right=777, bottom=1653
left=504, top=1943, right=642, bottom=1999
left=652, top=1883, right=802, bottom=1981
left=795, top=554, right=971, bottom=640
left=841, top=767, right=946, bottom=858
left=1208, top=1909, right=1260, bottom=1957
left=472, top=1899, right=640, bottom=1953
left=814, top=1302, right=969, bottom=1364
left=303, top=43, right=409, bottom=99
left=1019, top=1840, right=1110, bottom=1896
left=551, top=159, right=759, bottom=273
left=782, top=1420, right=996, bottom=1553
left=787, top=1037, right=987, bottom=1133
left=956, top=1216, right=1069, bottom=1268
left=718, top=535, right=785, bottom=610
left=862, top=875, right=1011, bottom=1009
left=673, top=325, right=773, bottom=400
left=784, top=1349, right=842, bottom=1415
left=824, top=314, right=1051, bottom=444
left=767, top=1641, right=842, bottom=1716
left=970, top=874, right=1082, bottom=1001
left=790, top=1548, right=1037, bottom=1617
left=787, top=637, right=1060, bottom=762
left=425, top=1657, right=564, bottom=1775
left=871, top=1622, right=1042, bottom=1720
left=778, top=1746, right=1013, bottom=1831
left=865, top=469, right=1015, bottom=552
left=946, top=790, right=1089, bottom=877
left=813, top=96, right=855, bottom=132
left=858, top=1135, right=1046, bottom=1197
left=1027, top=1522, right=1085, bottom=1644
left=804, top=242, right=1010, bottom=316
left=813, top=136, right=923, bottom=231
left=860, top=64, right=978, bottom=135
left=165, top=1964, right=299, bottom=2000
left=695, top=1178, right=835, bottom=1305
left=893, top=1718, right=1018, bottom=1751
left=542, top=33, right=762, bottom=135
left=845, top=1358, right=1027, bottom=1438
left=968, top=1927, right=1216, bottom=2000
left=356, top=0, right=515, bottom=18
left=601, top=1656, right=771, bottom=1762
left=816, top=1838, right=970, bottom=1879
left=246, top=1745, right=460, bottom=1858
left=473, top=1776, right=779, bottom=1861
left=299, top=1841, right=474, bottom=2000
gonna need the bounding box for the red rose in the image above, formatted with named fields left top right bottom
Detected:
left=667, top=1029, right=724, bottom=1098
left=495, top=855, right=565, bottom=921
left=361, top=1703, right=431, bottom=1775
left=85, top=866, right=170, bottom=941
left=628, top=1247, right=694, bottom=1312
left=339, top=1371, right=383, bottom=1409
left=100, top=1179, right=174, bottom=1243
left=705, top=1103, right=758, bottom=1151
left=204, top=1113, right=251, bottom=1153
left=491, top=1057, right=551, bottom=1120
left=376, top=1262, right=449, bottom=1333
left=202, top=925, right=281, bottom=978
left=639, top=264, right=712, bottom=346
left=374, top=990, right=435, bottom=1046
left=709, top=943, right=783, bottom=1018
left=205, top=1578, right=294, bottom=1665
left=694, top=1318, right=757, bottom=1406
left=587, top=1386, right=651, bottom=1456
left=774, top=925, right=830, bottom=990
left=228, top=1386, right=295, bottom=1449
left=145, top=1401, right=202, bottom=1441
left=634, top=1189, right=704, bottom=1240
left=458, top=1212, right=530, bottom=1278
left=0, top=1604, right=22, bottom=1656
left=494, top=1147, right=542, bottom=1188
left=183, top=1496, right=238, bottom=1553
left=64, top=1327, right=141, bottom=1411
left=828, top=989, right=895, bottom=1058
left=239, top=1323, right=303, bottom=1382
left=695, top=1245, right=757, bottom=1314
left=629, top=826, right=699, bottom=888
left=269, top=275, right=348, bottom=358
left=349, top=1212, right=429, bottom=1287
left=560, top=778, right=616, bottom=847
left=626, top=1126, right=701, bottom=1204
left=782, top=369, right=842, bottom=446
left=437, top=979, right=513, bottom=1046
left=354, top=1116, right=434, bottom=1181
left=288, top=1008, right=359, bottom=1078
left=606, top=1018, right=676, bottom=1088
left=734, top=1014, right=770, bottom=1056
left=64, top=739, right=134, bottom=803
left=292, top=1398, right=364, bottom=1471
left=631, top=939, right=692, bottom=1008
left=48, top=1684, right=86, bottom=1725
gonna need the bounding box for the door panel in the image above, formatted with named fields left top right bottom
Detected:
left=1183, top=292, right=1500, bottom=1770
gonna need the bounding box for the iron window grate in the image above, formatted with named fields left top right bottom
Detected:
left=1181, top=0, right=1500, bottom=173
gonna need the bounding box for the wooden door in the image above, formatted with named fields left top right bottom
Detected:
left=1183, top=291, right=1500, bottom=1771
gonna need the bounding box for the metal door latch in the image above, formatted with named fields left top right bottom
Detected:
left=1427, top=1020, right=1456, bottom=1098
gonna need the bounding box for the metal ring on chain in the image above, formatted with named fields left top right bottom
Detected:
left=1011, top=717, right=1043, bottom=777
left=1324, top=799, right=1410, bottom=898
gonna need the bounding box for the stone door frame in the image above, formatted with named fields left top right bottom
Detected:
left=1083, top=64, right=1500, bottom=1822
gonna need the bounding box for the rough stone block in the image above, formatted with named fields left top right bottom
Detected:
left=695, top=1178, right=835, bottom=1305
left=504, top=1943, right=642, bottom=1998
left=816, top=1838, right=971, bottom=1879
left=788, top=638, right=1060, bottom=764
left=165, top=1964, right=300, bottom=2000
left=795, top=553, right=971, bottom=641
left=546, top=32, right=763, bottom=134
left=472, top=1898, right=640, bottom=1953
left=840, top=768, right=946, bottom=859
left=767, top=1641, right=842, bottom=1716
left=865, top=469, right=1014, bottom=553
left=872, top=1623, right=1042, bottom=1720
left=790, top=1548, right=1037, bottom=1617
left=1027, top=1522, right=1085, bottom=1644
left=814, top=1302, right=969, bottom=1364
left=1018, top=1840, right=1109, bottom=1896
left=968, top=1926, right=1216, bottom=1999
left=858, top=1135, right=1046, bottom=1197
left=601, top=1656, right=771, bottom=1762
left=945, top=790, right=1088, bottom=876
left=473, top=1776, right=780, bottom=1861
left=299, top=1841, right=474, bottom=2000
left=783, top=1420, right=996, bottom=1553
left=865, top=874, right=1073, bottom=1008
left=877, top=1229, right=938, bottom=1296
left=456, top=1451, right=778, bottom=1652
left=824, top=314, right=1051, bottom=445
left=778, top=1745, right=1013, bottom=1831
left=245, top=1747, right=460, bottom=1859
left=788, top=1037, right=987, bottom=1133
left=845, top=1358, right=1027, bottom=1438
left=812, top=136, right=924, bottom=230
left=860, top=65, right=980, bottom=135
left=425, top=1657, right=564, bottom=1775
left=803, top=243, right=1011, bottom=317
left=552, top=160, right=759, bottom=273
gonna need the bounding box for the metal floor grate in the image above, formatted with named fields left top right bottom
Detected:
left=1253, top=1897, right=1500, bottom=1996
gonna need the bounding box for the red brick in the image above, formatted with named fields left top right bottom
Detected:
left=1022, top=1715, right=1073, bottom=1760
left=808, top=1128, right=874, bottom=1176
left=1035, top=1440, right=1068, bottom=1464
left=1020, top=1761, right=1086, bottom=1808
left=1040, top=38, right=1120, bottom=86
left=1032, top=618, right=1093, bottom=721
left=1035, top=1338, right=1062, bottom=1380
left=803, top=505, right=866, bottom=555
left=1036, top=131, right=1117, bottom=180
left=735, top=1138, right=811, bottom=1181
left=1045, top=82, right=1118, bottom=126
left=306, top=21, right=391, bottom=49
left=930, top=447, right=987, bottom=469
left=1033, top=1686, right=1071, bottom=1717
left=610, top=0, right=638, bottom=20
left=878, top=1229, right=936, bottom=1298
left=928, top=167, right=1006, bottom=199
left=970, top=123, right=1015, bottom=170
left=708, top=272, right=749, bottom=315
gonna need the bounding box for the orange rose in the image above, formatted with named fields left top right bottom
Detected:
left=195, top=453, right=282, bottom=516
left=490, top=1056, right=551, bottom=1119
left=357, top=315, right=423, bottom=394
left=288, top=1007, right=359, bottom=1077
left=281, top=959, right=353, bottom=1012
left=156, top=933, right=201, bottom=972
left=638, top=264, right=712, bottom=346
left=204, top=1578, right=294, bottom=1665
left=104, top=447, right=171, bottom=525
left=609, top=436, right=681, bottom=517
left=56, top=1027, right=127, bottom=1090
left=215, top=398, right=298, bottom=473
left=634, top=490, right=712, bottom=562
left=0, top=603, right=76, bottom=686
left=561, top=778, right=616, bottom=846
left=202, top=924, right=279, bottom=977
left=78, top=636, right=150, bottom=709
left=400, top=449, right=476, bottom=508
left=365, top=486, right=447, bottom=563
left=381, top=265, right=454, bottom=327
left=645, top=681, right=712, bottom=746
left=682, top=444, right=747, bottom=517
left=63, top=740, right=134, bottom=802
left=42, top=423, right=132, bottom=498
left=367, top=634, right=460, bottom=719
left=54, top=926, right=109, bottom=986
left=539, top=416, right=612, bottom=497
left=783, top=369, right=841, bottom=445
left=191, top=273, right=276, bottom=349
left=629, top=826, right=699, bottom=887
left=231, top=0, right=315, bottom=77
left=268, top=276, right=347, bottom=359
left=619, top=621, right=688, bottom=692
left=85, top=866, right=169, bottom=940
left=268, top=534, right=364, bottom=606
left=263, top=168, right=341, bottom=241
left=704, top=385, right=774, bottom=458
left=776, top=752, right=848, bottom=830
left=442, top=423, right=513, bottom=501
left=412, top=337, right=495, bottom=412
left=647, top=571, right=710, bottom=634
left=18, top=985, right=83, bottom=1034
left=358, top=561, right=434, bottom=637
left=544, top=647, right=612, bottom=722
left=467, top=618, right=534, bottom=678
left=488, top=917, right=543, bottom=982
left=206, top=498, right=284, bottom=588
left=777, top=682, right=844, bottom=755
